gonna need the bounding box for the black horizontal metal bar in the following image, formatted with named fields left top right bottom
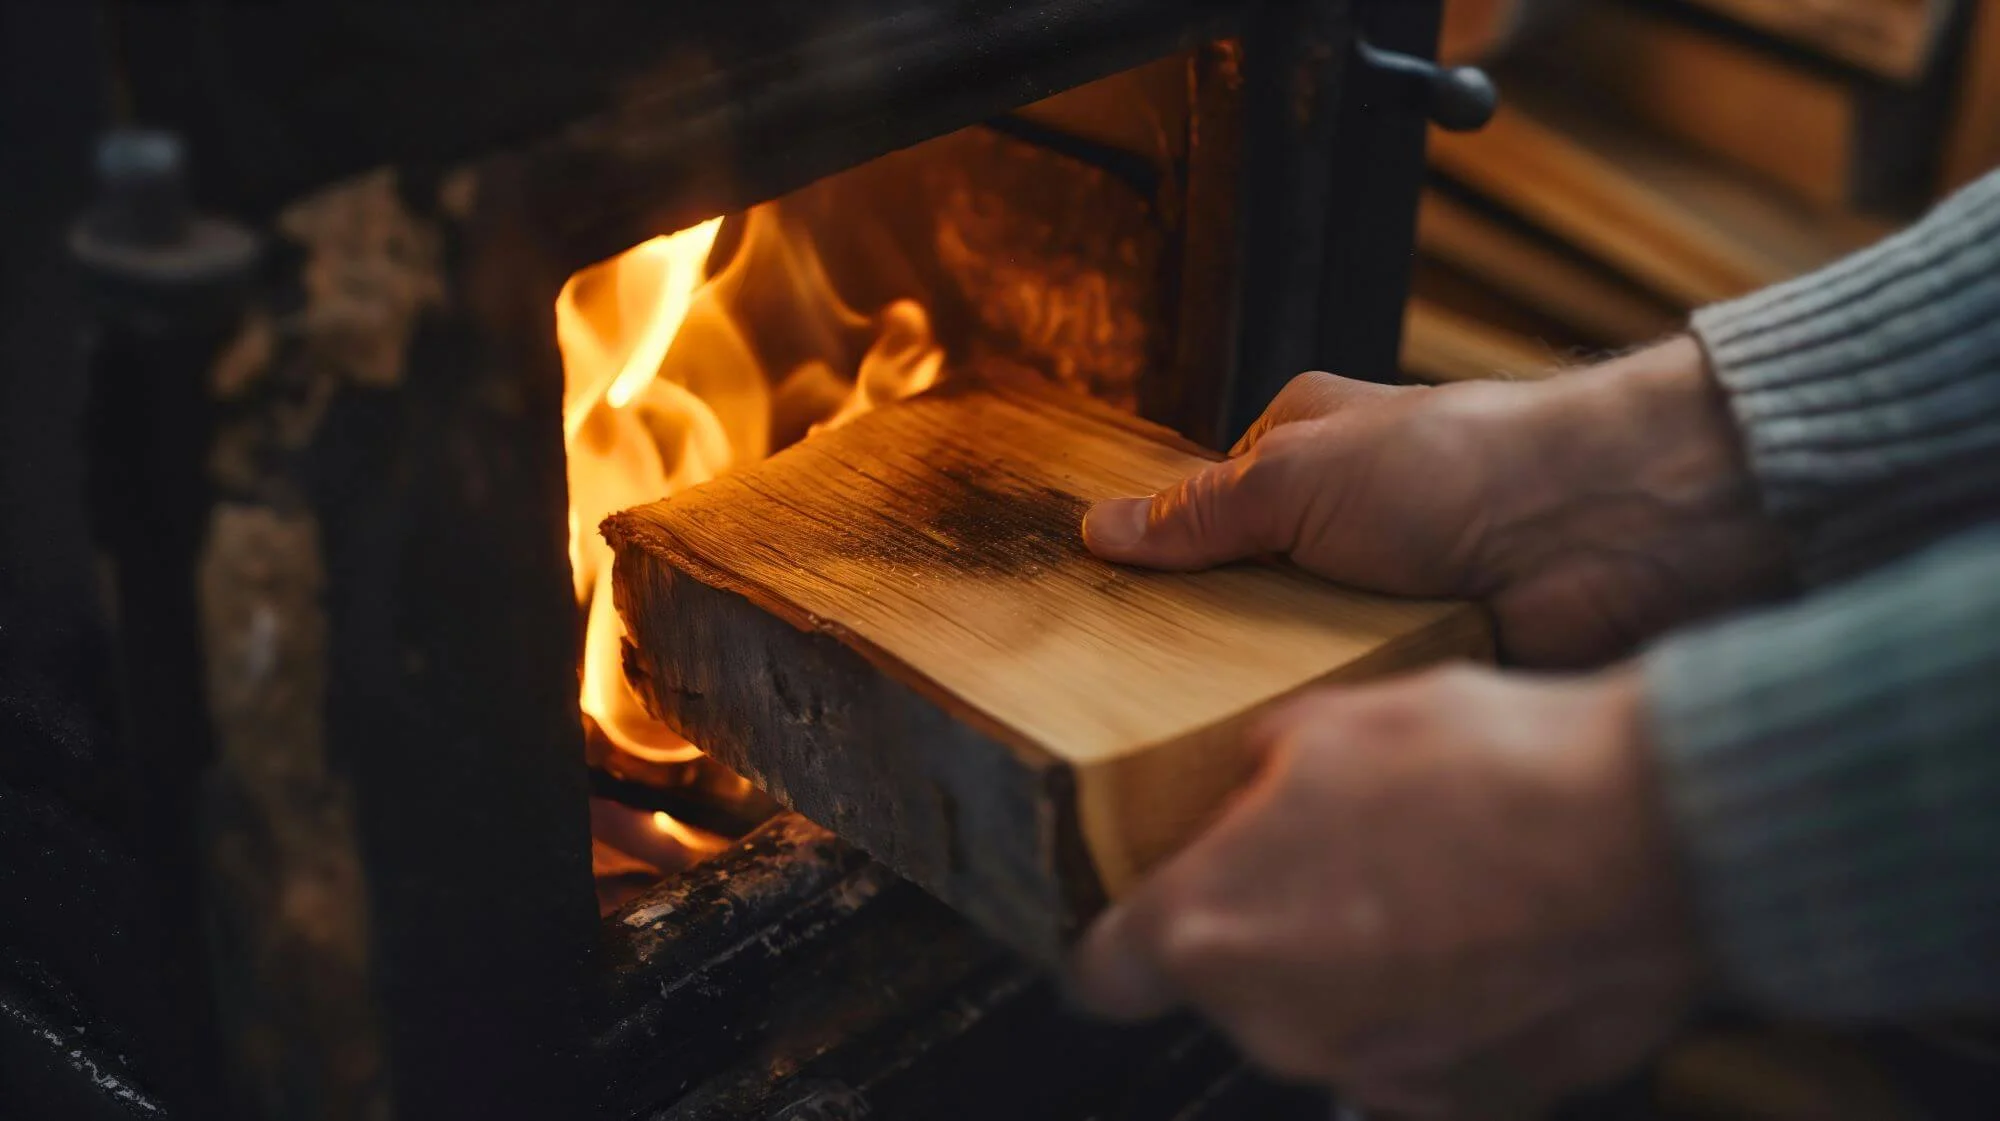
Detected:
left=983, top=114, right=1164, bottom=203
left=117, top=0, right=1246, bottom=218
left=511, top=0, right=1244, bottom=271
left=585, top=766, right=771, bottom=837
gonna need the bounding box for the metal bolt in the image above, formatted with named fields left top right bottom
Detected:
left=90, top=128, right=192, bottom=247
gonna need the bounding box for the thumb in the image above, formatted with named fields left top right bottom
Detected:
left=1083, top=455, right=1287, bottom=570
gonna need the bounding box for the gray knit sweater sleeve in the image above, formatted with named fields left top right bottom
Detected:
left=1648, top=530, right=2000, bottom=1018
left=1646, top=171, right=2000, bottom=1019
left=1690, top=170, right=2000, bottom=584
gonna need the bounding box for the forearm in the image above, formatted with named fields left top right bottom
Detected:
left=1645, top=526, right=2000, bottom=1019
left=1692, top=169, right=2000, bottom=584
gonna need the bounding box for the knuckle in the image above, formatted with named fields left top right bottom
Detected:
left=1166, top=472, right=1218, bottom=545
left=1181, top=457, right=1267, bottom=548
left=1333, top=689, right=1425, bottom=744
left=1150, top=472, right=1206, bottom=529
left=1145, top=479, right=1184, bottom=525
left=1403, top=663, right=1460, bottom=692
left=1278, top=369, right=1340, bottom=404
left=1232, top=450, right=1282, bottom=505
left=1153, top=895, right=1287, bottom=1000
left=1237, top=372, right=1343, bottom=454
left=1232, top=450, right=1302, bottom=551
left=1249, top=421, right=1316, bottom=459
left=1408, top=661, right=1488, bottom=699
left=1155, top=906, right=1235, bottom=982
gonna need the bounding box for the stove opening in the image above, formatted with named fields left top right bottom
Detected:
left=556, top=58, right=1188, bottom=912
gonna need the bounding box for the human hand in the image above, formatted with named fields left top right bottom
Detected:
left=1069, top=664, right=1706, bottom=1119
left=1083, top=338, right=1790, bottom=666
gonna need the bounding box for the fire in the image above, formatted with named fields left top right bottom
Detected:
left=650, top=811, right=729, bottom=854
left=588, top=798, right=734, bottom=913
left=557, top=203, right=943, bottom=776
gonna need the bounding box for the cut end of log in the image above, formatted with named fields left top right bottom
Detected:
left=605, top=371, right=1490, bottom=957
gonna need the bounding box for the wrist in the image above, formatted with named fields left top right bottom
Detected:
left=1531, top=337, right=1754, bottom=521
left=1589, top=338, right=1756, bottom=514
left=1483, top=338, right=1792, bottom=652
left=1597, top=337, right=1793, bottom=593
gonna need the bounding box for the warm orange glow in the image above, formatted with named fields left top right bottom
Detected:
left=650, top=810, right=730, bottom=854
left=557, top=203, right=943, bottom=770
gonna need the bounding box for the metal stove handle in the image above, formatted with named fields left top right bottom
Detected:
left=1353, top=38, right=1500, bottom=133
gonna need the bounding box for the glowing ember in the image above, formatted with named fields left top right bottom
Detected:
left=557, top=202, right=942, bottom=806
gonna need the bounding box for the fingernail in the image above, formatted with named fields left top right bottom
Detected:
left=1083, top=497, right=1150, bottom=553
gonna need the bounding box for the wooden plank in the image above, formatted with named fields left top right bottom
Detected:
left=1400, top=255, right=1584, bottom=382
left=1940, top=0, right=2000, bottom=190
left=1415, top=189, right=1682, bottom=346
left=1538, top=3, right=1955, bottom=214
left=1401, top=297, right=1563, bottom=383
left=605, top=373, right=1490, bottom=956
left=1679, top=0, right=1951, bottom=82
left=1440, top=0, right=1544, bottom=62
left=1428, top=83, right=1888, bottom=307
left=1545, top=4, right=1857, bottom=210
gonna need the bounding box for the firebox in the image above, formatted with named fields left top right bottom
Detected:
left=3, top=2, right=1493, bottom=1118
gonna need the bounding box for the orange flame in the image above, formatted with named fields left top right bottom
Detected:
left=650, top=811, right=730, bottom=855
left=557, top=204, right=943, bottom=770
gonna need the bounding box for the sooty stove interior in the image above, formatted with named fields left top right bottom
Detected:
left=1, top=2, right=1483, bottom=1118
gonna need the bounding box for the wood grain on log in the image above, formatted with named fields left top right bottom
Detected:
left=606, top=374, right=1490, bottom=956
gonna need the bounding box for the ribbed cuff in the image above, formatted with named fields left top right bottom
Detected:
left=1691, top=171, right=2000, bottom=584
left=1645, top=527, right=2000, bottom=1021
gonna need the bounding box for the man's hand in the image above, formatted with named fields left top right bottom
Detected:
left=1083, top=338, right=1790, bottom=666
left=1070, top=665, right=1707, bottom=1119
